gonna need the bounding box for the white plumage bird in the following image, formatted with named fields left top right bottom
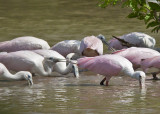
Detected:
left=0, top=63, right=33, bottom=85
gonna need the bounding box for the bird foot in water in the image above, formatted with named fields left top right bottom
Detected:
left=152, top=77, right=160, bottom=80
left=100, top=81, right=104, bottom=85
left=100, top=77, right=106, bottom=85
left=152, top=74, right=160, bottom=80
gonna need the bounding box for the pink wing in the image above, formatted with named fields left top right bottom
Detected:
left=114, top=47, right=160, bottom=69
left=141, top=56, right=160, bottom=71
left=78, top=55, right=122, bottom=76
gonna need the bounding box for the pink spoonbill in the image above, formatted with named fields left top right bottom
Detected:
left=113, top=47, right=160, bottom=79
left=50, top=35, right=103, bottom=59
left=0, top=63, right=33, bottom=85
left=113, top=47, right=160, bottom=69
left=77, top=54, right=146, bottom=87
left=0, top=51, right=78, bottom=77
left=0, top=36, right=50, bottom=52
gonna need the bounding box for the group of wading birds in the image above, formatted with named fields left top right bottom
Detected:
left=0, top=32, right=160, bottom=88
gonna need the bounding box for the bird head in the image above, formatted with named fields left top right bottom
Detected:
left=97, top=34, right=116, bottom=52
left=97, top=34, right=106, bottom=43
left=133, top=71, right=146, bottom=88
left=19, top=71, right=33, bottom=86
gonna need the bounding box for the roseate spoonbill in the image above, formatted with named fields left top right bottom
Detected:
left=77, top=55, right=146, bottom=87
left=50, top=35, right=103, bottom=58
left=0, top=51, right=78, bottom=77
left=98, top=32, right=156, bottom=50
left=141, top=56, right=160, bottom=80
left=113, top=47, right=160, bottom=79
left=32, top=49, right=79, bottom=77
left=113, top=47, right=160, bottom=69
left=0, top=63, right=33, bottom=85
left=0, top=36, right=50, bottom=52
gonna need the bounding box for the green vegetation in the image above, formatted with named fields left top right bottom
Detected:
left=98, top=0, right=160, bottom=33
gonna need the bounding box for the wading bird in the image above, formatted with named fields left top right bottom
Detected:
left=51, top=35, right=103, bottom=59
left=77, top=54, right=146, bottom=87
left=98, top=32, right=156, bottom=50
left=113, top=47, right=160, bottom=79
left=0, top=51, right=78, bottom=77
left=32, top=49, right=79, bottom=77
left=0, top=63, right=33, bottom=85
left=0, top=36, right=50, bottom=52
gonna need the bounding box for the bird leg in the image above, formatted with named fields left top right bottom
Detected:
left=100, top=77, right=106, bottom=85
left=152, top=73, right=159, bottom=80
left=100, top=76, right=111, bottom=86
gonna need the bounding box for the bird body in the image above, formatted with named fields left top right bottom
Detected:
left=113, top=47, right=160, bottom=69
left=141, top=56, right=160, bottom=74
left=109, top=32, right=156, bottom=50
left=0, top=36, right=50, bottom=52
left=0, top=51, right=53, bottom=76
left=0, top=63, right=33, bottom=85
left=51, top=40, right=81, bottom=57
left=51, top=35, right=103, bottom=58
left=77, top=54, right=146, bottom=87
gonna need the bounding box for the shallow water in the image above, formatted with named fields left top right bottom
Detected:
left=0, top=0, right=160, bottom=113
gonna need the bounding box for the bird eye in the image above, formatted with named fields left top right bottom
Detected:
left=28, top=75, right=31, bottom=78
left=49, top=57, right=53, bottom=60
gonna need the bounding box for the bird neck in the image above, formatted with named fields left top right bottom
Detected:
left=2, top=69, right=24, bottom=80
left=54, top=62, right=72, bottom=75
left=42, top=59, right=54, bottom=76
left=123, top=67, right=136, bottom=79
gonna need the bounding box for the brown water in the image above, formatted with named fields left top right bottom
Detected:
left=0, top=0, right=160, bottom=113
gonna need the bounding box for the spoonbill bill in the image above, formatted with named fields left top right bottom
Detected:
left=77, top=54, right=146, bottom=87
left=0, top=36, right=50, bottom=52
left=0, top=63, right=33, bottom=85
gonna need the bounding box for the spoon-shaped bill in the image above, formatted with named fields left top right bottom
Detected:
left=28, top=77, right=33, bottom=86
left=72, top=64, right=79, bottom=78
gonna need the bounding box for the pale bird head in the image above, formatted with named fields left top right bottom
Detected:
left=97, top=34, right=106, bottom=42
left=133, top=71, right=146, bottom=88
left=19, top=71, right=33, bottom=86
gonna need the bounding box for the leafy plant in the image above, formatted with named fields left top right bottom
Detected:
left=98, top=0, right=160, bottom=33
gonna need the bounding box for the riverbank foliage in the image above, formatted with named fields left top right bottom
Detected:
left=98, top=0, right=160, bottom=33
